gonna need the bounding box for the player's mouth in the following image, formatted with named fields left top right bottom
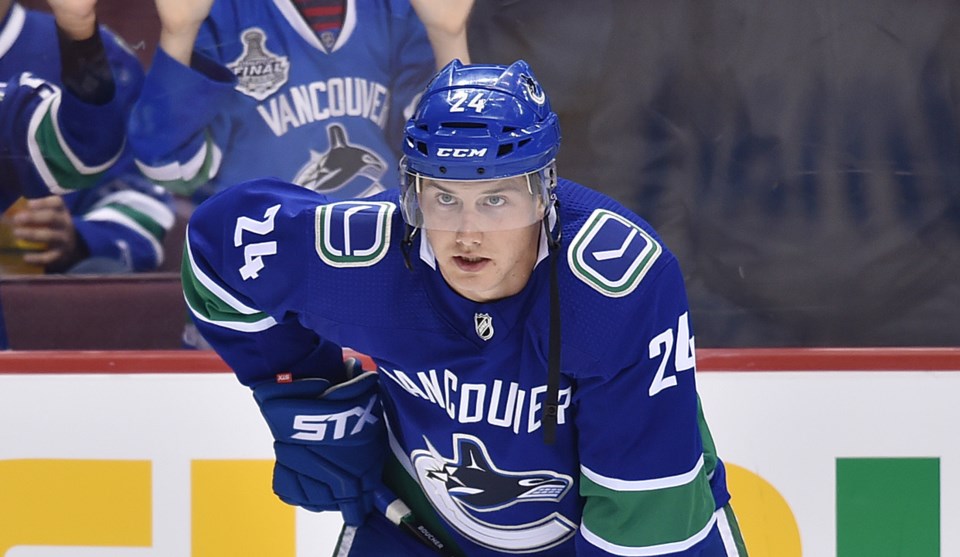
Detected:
left=453, top=255, right=489, bottom=272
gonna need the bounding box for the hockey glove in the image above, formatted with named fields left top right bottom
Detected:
left=252, top=363, right=385, bottom=526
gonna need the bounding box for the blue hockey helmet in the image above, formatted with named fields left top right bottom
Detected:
left=399, top=60, right=560, bottom=230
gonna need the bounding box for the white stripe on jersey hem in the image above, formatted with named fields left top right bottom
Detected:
left=580, top=510, right=717, bottom=556
left=716, top=507, right=742, bottom=557
left=581, top=455, right=704, bottom=491
left=386, top=413, right=419, bottom=479
left=93, top=190, right=176, bottom=229
left=183, top=228, right=278, bottom=332
left=83, top=207, right=164, bottom=265
left=135, top=138, right=221, bottom=184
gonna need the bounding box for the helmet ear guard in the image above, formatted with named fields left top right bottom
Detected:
left=399, top=59, right=561, bottom=230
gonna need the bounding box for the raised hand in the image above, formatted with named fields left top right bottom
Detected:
left=46, top=0, right=98, bottom=40
left=154, top=0, right=216, bottom=65
left=409, top=0, right=474, bottom=67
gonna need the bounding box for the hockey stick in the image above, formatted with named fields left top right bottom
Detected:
left=374, top=486, right=456, bottom=556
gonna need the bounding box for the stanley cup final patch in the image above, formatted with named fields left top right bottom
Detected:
left=475, top=313, right=494, bottom=341
left=227, top=27, right=290, bottom=101
left=567, top=209, right=662, bottom=297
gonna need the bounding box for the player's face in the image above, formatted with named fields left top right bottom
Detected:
left=421, top=177, right=543, bottom=302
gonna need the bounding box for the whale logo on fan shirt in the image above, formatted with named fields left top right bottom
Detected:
left=293, top=123, right=386, bottom=197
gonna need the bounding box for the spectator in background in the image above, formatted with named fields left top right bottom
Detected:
left=0, top=0, right=175, bottom=275
left=127, top=0, right=471, bottom=205
left=466, top=0, right=960, bottom=348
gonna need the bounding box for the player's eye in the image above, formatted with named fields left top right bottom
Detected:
left=436, top=192, right=458, bottom=206
left=484, top=195, right=506, bottom=207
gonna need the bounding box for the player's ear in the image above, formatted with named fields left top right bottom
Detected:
left=536, top=199, right=546, bottom=220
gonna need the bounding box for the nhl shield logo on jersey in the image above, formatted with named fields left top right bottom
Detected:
left=474, top=313, right=494, bottom=341
left=412, top=434, right=576, bottom=553
left=293, top=123, right=386, bottom=197
left=228, top=28, right=290, bottom=101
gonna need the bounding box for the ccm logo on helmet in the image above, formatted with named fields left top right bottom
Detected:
left=436, top=147, right=488, bottom=158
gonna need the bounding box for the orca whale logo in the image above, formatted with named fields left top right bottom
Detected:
left=426, top=437, right=569, bottom=511
left=293, top=123, right=386, bottom=197
left=412, top=434, right=576, bottom=553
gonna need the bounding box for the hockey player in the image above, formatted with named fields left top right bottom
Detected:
left=183, top=60, right=748, bottom=556
left=127, top=0, right=468, bottom=204
left=0, top=1, right=174, bottom=273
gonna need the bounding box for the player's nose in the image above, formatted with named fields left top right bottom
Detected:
left=455, top=209, right=485, bottom=237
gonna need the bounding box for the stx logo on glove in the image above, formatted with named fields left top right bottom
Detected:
left=290, top=395, right=379, bottom=441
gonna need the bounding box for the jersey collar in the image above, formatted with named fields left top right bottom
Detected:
left=273, top=0, right=357, bottom=54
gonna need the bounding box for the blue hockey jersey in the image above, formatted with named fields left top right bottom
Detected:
left=0, top=3, right=145, bottom=201
left=128, top=0, right=436, bottom=203
left=0, top=5, right=173, bottom=271
left=183, top=178, right=737, bottom=556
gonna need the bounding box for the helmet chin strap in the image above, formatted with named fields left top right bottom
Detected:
left=400, top=225, right=418, bottom=271
left=542, top=198, right=562, bottom=445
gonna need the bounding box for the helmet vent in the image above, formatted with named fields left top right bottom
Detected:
left=502, top=126, right=517, bottom=133
left=440, top=122, right=487, bottom=129
left=497, top=143, right=514, bottom=157
left=416, top=141, right=428, bottom=155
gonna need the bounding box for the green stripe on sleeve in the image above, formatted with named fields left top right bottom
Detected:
left=34, top=110, right=112, bottom=190
left=580, top=465, right=716, bottom=548
left=137, top=132, right=220, bottom=196
left=181, top=244, right=276, bottom=331
left=104, top=203, right=167, bottom=240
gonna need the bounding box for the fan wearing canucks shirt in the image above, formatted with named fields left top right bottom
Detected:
left=0, top=1, right=173, bottom=272
left=0, top=72, right=124, bottom=206
left=0, top=0, right=145, bottom=202
left=128, top=0, right=445, bottom=204
left=183, top=60, right=748, bottom=556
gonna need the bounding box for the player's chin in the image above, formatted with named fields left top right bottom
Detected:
left=445, top=272, right=498, bottom=301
